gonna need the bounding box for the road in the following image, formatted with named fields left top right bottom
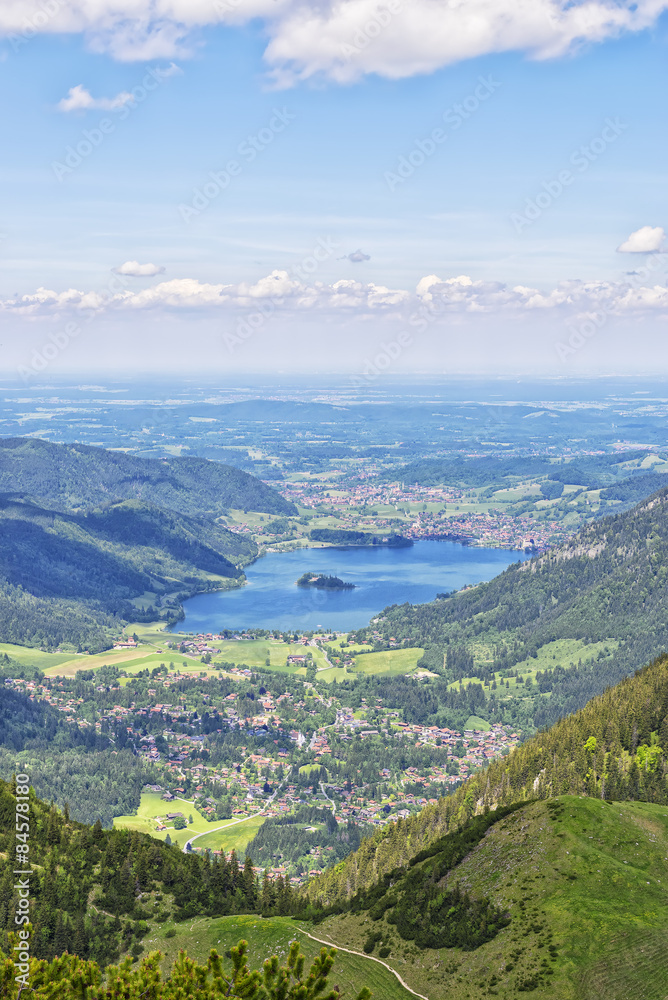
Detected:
left=182, top=782, right=284, bottom=853
left=319, top=781, right=337, bottom=815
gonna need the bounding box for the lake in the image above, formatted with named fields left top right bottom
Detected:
left=172, top=540, right=528, bottom=633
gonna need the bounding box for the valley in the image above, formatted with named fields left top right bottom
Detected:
left=2, top=380, right=668, bottom=997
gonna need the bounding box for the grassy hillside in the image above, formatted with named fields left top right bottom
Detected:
left=0, top=437, right=295, bottom=516
left=305, top=651, right=668, bottom=906
left=385, top=451, right=659, bottom=494
left=145, top=913, right=414, bottom=1000
left=315, top=796, right=668, bottom=999
left=0, top=496, right=257, bottom=649
left=0, top=776, right=293, bottom=967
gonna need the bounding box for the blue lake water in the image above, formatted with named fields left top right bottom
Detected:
left=173, top=540, right=528, bottom=633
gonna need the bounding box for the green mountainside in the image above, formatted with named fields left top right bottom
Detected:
left=294, top=654, right=668, bottom=997
left=2, top=645, right=668, bottom=996
left=0, top=437, right=295, bottom=516
left=0, top=775, right=292, bottom=969
left=313, top=796, right=668, bottom=1000
left=0, top=435, right=299, bottom=648
left=305, top=650, right=668, bottom=906
left=385, top=451, right=656, bottom=491
left=354, top=485, right=668, bottom=726
left=0, top=496, right=257, bottom=649
left=0, top=683, right=157, bottom=825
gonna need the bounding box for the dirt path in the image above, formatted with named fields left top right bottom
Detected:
left=295, top=928, right=429, bottom=1000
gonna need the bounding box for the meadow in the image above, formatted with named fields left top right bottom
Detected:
left=114, top=791, right=272, bottom=852
left=318, top=796, right=668, bottom=1000
left=142, top=913, right=414, bottom=1000
left=113, top=791, right=225, bottom=848
left=352, top=647, right=424, bottom=676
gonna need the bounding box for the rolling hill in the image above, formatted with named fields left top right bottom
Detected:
left=295, top=652, right=668, bottom=997
left=0, top=496, right=257, bottom=649
left=304, top=650, right=668, bottom=908
left=383, top=451, right=656, bottom=491
left=310, top=795, right=668, bottom=1000
left=0, top=437, right=295, bottom=516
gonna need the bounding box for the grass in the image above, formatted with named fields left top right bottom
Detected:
left=113, top=792, right=223, bottom=848
left=316, top=666, right=354, bottom=683
left=319, top=796, right=668, bottom=1000
left=327, top=638, right=373, bottom=654
left=35, top=633, right=328, bottom=679
left=0, top=642, right=73, bottom=670
left=43, top=645, right=164, bottom=677
left=352, top=648, right=424, bottom=676
left=464, top=715, right=490, bottom=731
left=142, top=913, right=413, bottom=1000
left=502, top=637, right=619, bottom=680
left=192, top=814, right=267, bottom=855
left=448, top=638, right=620, bottom=700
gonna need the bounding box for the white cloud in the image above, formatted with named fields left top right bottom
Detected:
left=341, top=250, right=371, bottom=263
left=617, top=226, right=666, bottom=253
left=112, top=260, right=166, bottom=277
left=3, top=270, right=668, bottom=321
left=3, top=0, right=668, bottom=80
left=57, top=84, right=134, bottom=112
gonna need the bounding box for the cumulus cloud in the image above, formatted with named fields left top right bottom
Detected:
left=3, top=0, right=668, bottom=80
left=3, top=269, right=668, bottom=322
left=112, top=260, right=166, bottom=277
left=340, top=250, right=371, bottom=263
left=617, top=226, right=666, bottom=253
left=57, top=84, right=134, bottom=112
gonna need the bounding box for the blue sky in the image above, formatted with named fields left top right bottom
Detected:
left=0, top=2, right=666, bottom=377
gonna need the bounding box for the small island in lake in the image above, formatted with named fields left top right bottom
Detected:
left=296, top=572, right=356, bottom=590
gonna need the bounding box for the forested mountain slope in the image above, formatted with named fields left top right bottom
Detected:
left=0, top=437, right=295, bottom=516
left=356, top=486, right=668, bottom=717
left=305, top=650, right=668, bottom=907
left=313, top=796, right=668, bottom=1000
left=383, top=450, right=651, bottom=489
left=0, top=777, right=292, bottom=968
left=0, top=681, right=156, bottom=824
left=0, top=496, right=257, bottom=649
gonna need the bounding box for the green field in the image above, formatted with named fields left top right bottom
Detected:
left=316, top=666, right=355, bottom=683
left=113, top=791, right=228, bottom=848
left=0, top=642, right=73, bottom=670
left=448, top=638, right=620, bottom=696
left=464, top=715, right=490, bottom=731
left=299, top=763, right=325, bottom=776
left=352, top=647, right=424, bottom=676
left=192, top=814, right=267, bottom=855
left=319, top=797, right=668, bottom=999
left=142, top=914, right=413, bottom=1000
left=34, top=631, right=329, bottom=679
left=43, top=646, right=211, bottom=679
